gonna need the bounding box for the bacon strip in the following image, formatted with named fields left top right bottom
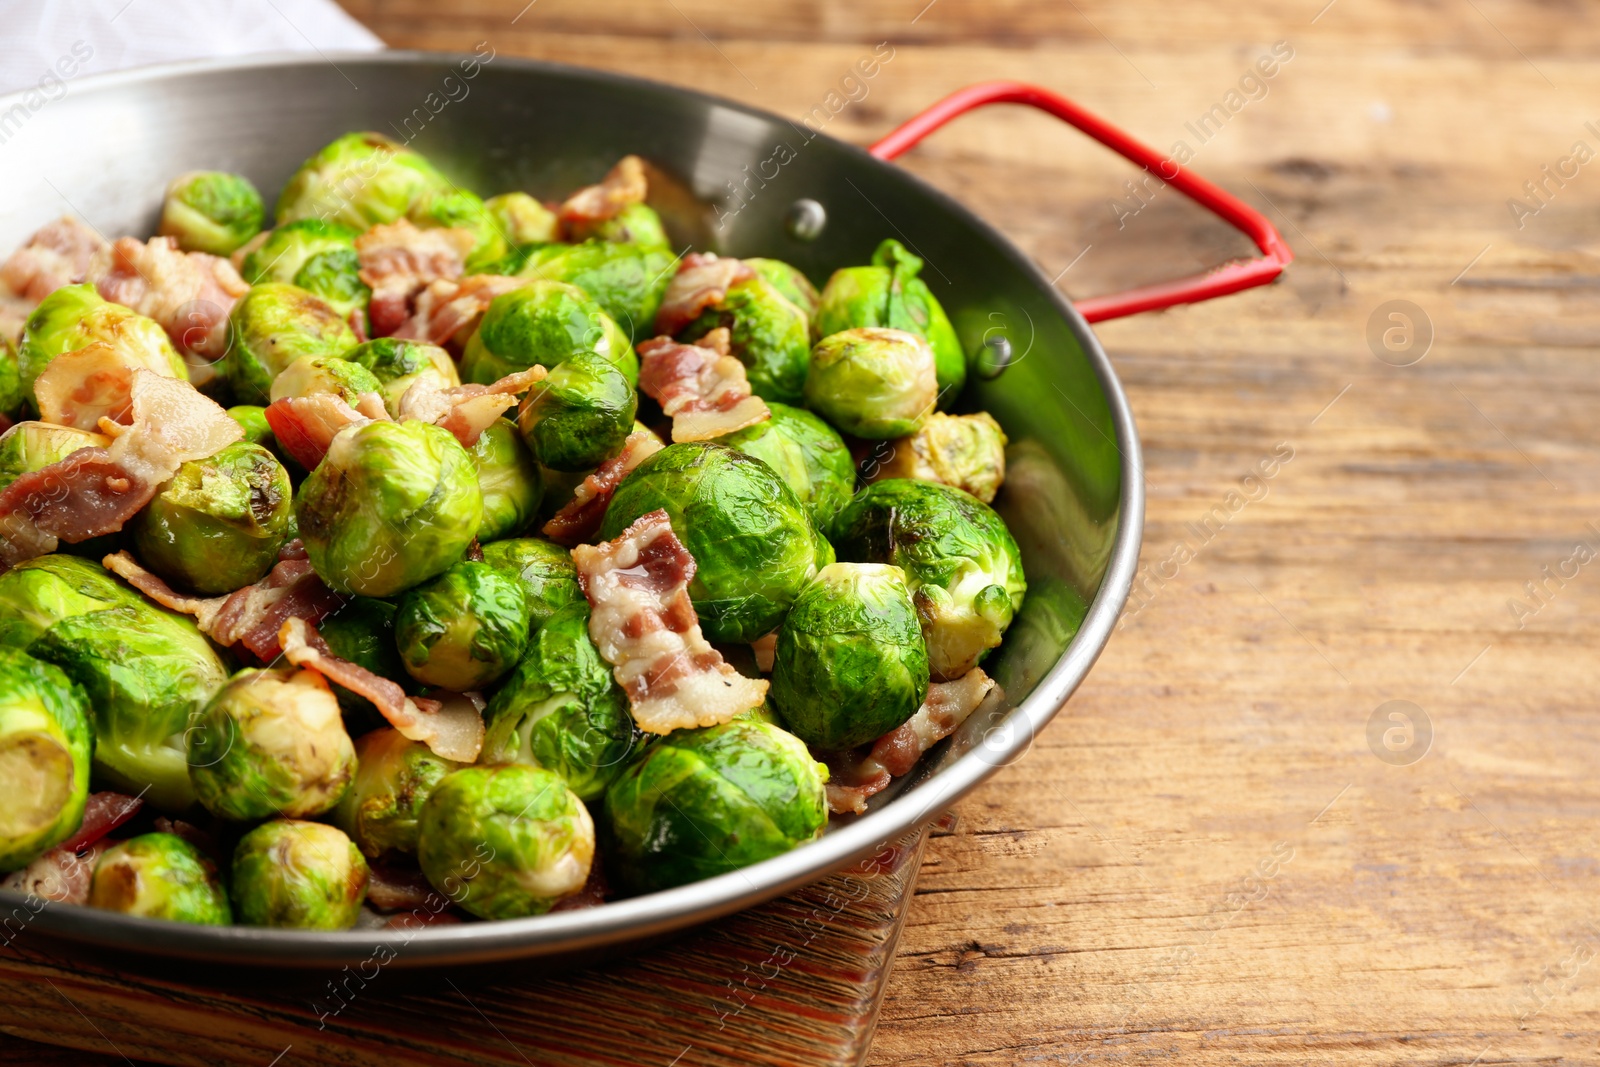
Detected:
left=279, top=617, right=484, bottom=762
left=395, top=366, right=548, bottom=448
left=654, top=253, right=755, bottom=336
left=357, top=220, right=474, bottom=337
left=61, top=792, right=145, bottom=852
left=86, top=235, right=248, bottom=366
left=558, top=155, right=647, bottom=234
left=541, top=429, right=664, bottom=547
left=263, top=394, right=379, bottom=471
left=638, top=330, right=769, bottom=442
left=573, top=509, right=768, bottom=734
left=33, top=343, right=141, bottom=430
left=1, top=216, right=107, bottom=305
left=393, top=274, right=524, bottom=351
left=0, top=840, right=107, bottom=905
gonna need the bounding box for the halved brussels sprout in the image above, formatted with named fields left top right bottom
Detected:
left=603, top=719, right=827, bottom=895
left=268, top=354, right=383, bottom=405
left=481, top=602, right=639, bottom=801
left=868, top=411, right=1008, bottom=504
left=813, top=238, right=966, bottom=405
left=239, top=219, right=370, bottom=323
left=275, top=132, right=452, bottom=230
left=231, top=820, right=369, bottom=930
left=295, top=419, right=483, bottom=597
left=416, top=764, right=594, bottom=919
left=515, top=350, right=636, bottom=472
left=408, top=188, right=508, bottom=273
left=479, top=538, right=583, bottom=630
left=0, top=422, right=111, bottom=493
left=344, top=337, right=460, bottom=418
left=88, top=832, right=231, bottom=925
left=601, top=442, right=821, bottom=643
left=805, top=327, right=937, bottom=440
left=831, top=478, right=1026, bottom=680
left=394, top=560, right=529, bottom=692
left=17, top=284, right=187, bottom=406
left=566, top=201, right=669, bottom=249
left=472, top=418, right=542, bottom=542
left=0, top=336, right=22, bottom=418
left=158, top=170, right=266, bottom=256
left=460, top=281, right=636, bottom=388
left=715, top=401, right=854, bottom=529
left=485, top=191, right=558, bottom=246
left=333, top=727, right=464, bottom=857
left=317, top=596, right=408, bottom=721
left=219, top=283, right=359, bottom=406
left=188, top=667, right=357, bottom=821
left=746, top=258, right=820, bottom=321
left=515, top=240, right=676, bottom=342
left=678, top=272, right=810, bottom=405
left=770, top=563, right=928, bottom=750
left=225, top=404, right=276, bottom=450
left=0, top=648, right=90, bottom=872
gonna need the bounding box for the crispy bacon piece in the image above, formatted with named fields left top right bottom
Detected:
left=62, top=792, right=145, bottom=852
left=393, top=274, right=524, bottom=351
left=750, top=632, right=777, bottom=673
left=0, top=840, right=107, bottom=904
left=654, top=253, right=754, bottom=336
left=86, top=235, right=248, bottom=363
left=32, top=343, right=143, bottom=430
left=558, top=155, right=647, bottom=235
left=573, top=509, right=768, bottom=734
left=1, top=216, right=107, bottom=305
left=541, top=429, right=664, bottom=547
left=263, top=394, right=381, bottom=471
left=279, top=617, right=484, bottom=762
left=357, top=220, right=475, bottom=337
left=395, top=366, right=548, bottom=448
left=638, top=329, right=769, bottom=442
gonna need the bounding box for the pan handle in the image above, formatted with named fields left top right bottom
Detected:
left=868, top=81, right=1293, bottom=323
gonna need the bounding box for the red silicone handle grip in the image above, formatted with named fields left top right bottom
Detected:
left=869, top=81, right=1293, bottom=323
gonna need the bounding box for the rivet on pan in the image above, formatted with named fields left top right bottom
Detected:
left=976, top=335, right=1013, bottom=379
left=784, top=199, right=826, bottom=241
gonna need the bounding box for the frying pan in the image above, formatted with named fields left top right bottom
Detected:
left=0, top=52, right=1289, bottom=970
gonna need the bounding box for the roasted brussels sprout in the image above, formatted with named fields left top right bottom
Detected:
left=603, top=719, right=827, bottom=895
left=832, top=478, right=1027, bottom=679
left=715, top=401, right=854, bottom=529
left=601, top=442, right=822, bottom=642
left=344, top=337, right=460, bottom=418
left=805, top=327, right=937, bottom=440
left=188, top=667, right=356, bottom=821
left=295, top=419, right=483, bottom=597
left=225, top=404, right=276, bottom=450
left=515, top=240, right=676, bottom=341
left=231, top=820, right=369, bottom=930
left=678, top=272, right=810, bottom=405
left=394, top=560, right=529, bottom=692
left=416, top=764, right=594, bottom=919
left=317, top=596, right=408, bottom=720
left=566, top=201, right=669, bottom=249
left=460, top=281, right=636, bottom=388
left=333, top=727, right=463, bottom=857
left=0, top=422, right=111, bottom=493
left=472, top=418, right=542, bottom=542
left=485, top=191, right=558, bottom=245
left=408, top=188, right=508, bottom=273
left=868, top=411, right=1008, bottom=504
left=515, top=350, right=637, bottom=471
left=479, top=538, right=583, bottom=630
left=268, top=354, right=383, bottom=405
left=0, top=648, right=90, bottom=872
left=239, top=219, right=370, bottom=323
left=158, top=170, right=265, bottom=256
left=219, top=283, right=359, bottom=406
left=746, top=258, right=820, bottom=321
left=0, top=336, right=22, bottom=418
left=88, top=833, right=231, bottom=925
left=770, top=563, right=928, bottom=750
left=131, top=441, right=292, bottom=594
left=17, top=284, right=187, bottom=406
left=482, top=603, right=638, bottom=801
left=275, top=131, right=452, bottom=230
left=813, top=238, right=966, bottom=405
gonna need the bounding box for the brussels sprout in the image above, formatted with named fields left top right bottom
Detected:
left=0, top=336, right=24, bottom=418
left=394, top=560, right=529, bottom=691
left=219, top=283, right=359, bottom=406
left=831, top=478, right=1027, bottom=680
left=0, top=422, right=111, bottom=493
left=770, top=563, right=928, bottom=750
left=472, top=418, right=542, bottom=542
left=268, top=355, right=383, bottom=405
left=275, top=132, right=452, bottom=231
left=0, top=554, right=125, bottom=648
left=158, top=170, right=266, bottom=256
left=408, top=188, right=508, bottom=273
left=188, top=667, right=356, bottom=821
left=317, top=596, right=408, bottom=720
left=805, top=327, right=937, bottom=440
left=515, top=350, right=636, bottom=472
left=416, top=764, right=594, bottom=919
left=715, top=401, right=854, bottom=529
left=485, top=191, right=558, bottom=245
left=869, top=411, right=1008, bottom=504
left=344, top=337, right=460, bottom=418
left=813, top=238, right=966, bottom=405
left=603, top=719, right=827, bottom=895
left=678, top=273, right=810, bottom=405
left=295, top=419, right=483, bottom=597
left=565, top=201, right=669, bottom=250
left=460, top=281, right=636, bottom=388
left=479, top=538, right=583, bottom=630
left=16, top=284, right=187, bottom=406
left=225, top=404, right=276, bottom=449
left=231, top=820, right=369, bottom=929
left=601, top=442, right=821, bottom=642
left=515, top=240, right=676, bottom=341
left=88, top=833, right=231, bottom=925
left=482, top=603, right=638, bottom=801
left=746, top=258, right=819, bottom=321
left=131, top=441, right=292, bottom=594
left=0, top=648, right=90, bottom=872
left=333, top=728, right=463, bottom=857
left=239, top=219, right=370, bottom=322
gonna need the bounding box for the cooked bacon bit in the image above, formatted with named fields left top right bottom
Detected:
left=280, top=617, right=484, bottom=762
left=654, top=253, right=755, bottom=336
left=33, top=343, right=142, bottom=430
left=750, top=632, right=777, bottom=673
left=0, top=840, right=106, bottom=904
left=393, top=274, right=524, bottom=351
left=278, top=538, right=309, bottom=561
left=558, top=155, right=647, bottom=233
left=542, top=429, right=664, bottom=547
left=1, top=216, right=107, bottom=306
left=638, top=331, right=769, bottom=442
left=572, top=509, right=768, bottom=735
left=357, top=220, right=475, bottom=337
left=62, top=791, right=145, bottom=852
left=263, top=394, right=382, bottom=471
left=87, top=235, right=247, bottom=361
left=396, top=366, right=547, bottom=448
left=823, top=763, right=894, bottom=818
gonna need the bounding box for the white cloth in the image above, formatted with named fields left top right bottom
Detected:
left=0, top=0, right=382, bottom=96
